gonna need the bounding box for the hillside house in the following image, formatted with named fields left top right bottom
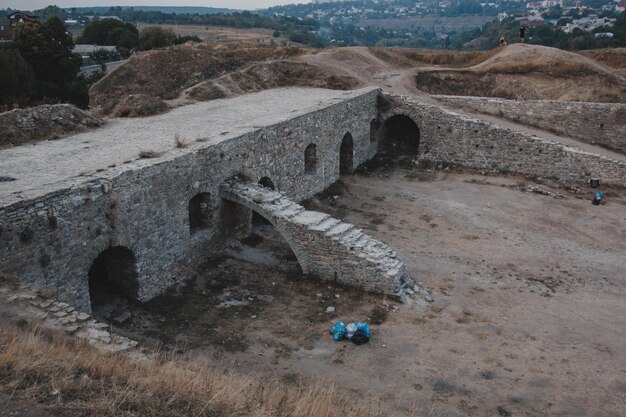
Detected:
left=0, top=11, right=41, bottom=41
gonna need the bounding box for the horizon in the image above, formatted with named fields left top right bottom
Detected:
left=1, top=1, right=309, bottom=11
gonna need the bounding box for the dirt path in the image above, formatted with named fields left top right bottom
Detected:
left=299, top=46, right=626, bottom=163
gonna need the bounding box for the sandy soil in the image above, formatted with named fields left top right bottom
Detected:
left=100, top=163, right=626, bottom=417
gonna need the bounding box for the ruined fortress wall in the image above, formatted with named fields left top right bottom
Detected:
left=384, top=95, right=626, bottom=185
left=433, top=95, right=626, bottom=155
left=0, top=89, right=379, bottom=312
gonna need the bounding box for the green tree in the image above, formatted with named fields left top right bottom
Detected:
left=77, top=18, right=139, bottom=49
left=138, top=26, right=177, bottom=50
left=13, top=16, right=86, bottom=106
left=0, top=46, right=35, bottom=108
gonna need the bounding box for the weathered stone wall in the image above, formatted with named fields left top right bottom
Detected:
left=433, top=95, right=626, bottom=155
left=382, top=94, right=626, bottom=186
left=0, top=89, right=379, bottom=312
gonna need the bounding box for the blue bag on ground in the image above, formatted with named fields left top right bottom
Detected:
left=354, top=322, right=371, bottom=338
left=330, top=321, right=347, bottom=341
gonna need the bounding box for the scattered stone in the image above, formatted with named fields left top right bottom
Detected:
left=76, top=312, right=90, bottom=321
left=326, top=306, right=336, bottom=314
left=425, top=295, right=434, bottom=303
left=316, top=293, right=323, bottom=298
left=250, top=315, right=257, bottom=319
left=113, top=311, right=131, bottom=324
left=335, top=294, right=341, bottom=299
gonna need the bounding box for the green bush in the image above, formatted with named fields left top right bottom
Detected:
left=138, top=26, right=177, bottom=50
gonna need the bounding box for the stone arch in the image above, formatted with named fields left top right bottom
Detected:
left=253, top=177, right=276, bottom=226
left=380, top=114, right=420, bottom=155
left=88, top=246, right=138, bottom=310
left=189, top=192, right=213, bottom=235
left=370, top=118, right=380, bottom=144
left=340, top=132, right=354, bottom=175
left=304, top=143, right=317, bottom=176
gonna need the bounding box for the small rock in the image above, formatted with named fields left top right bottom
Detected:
left=326, top=306, right=336, bottom=314
left=425, top=295, right=433, bottom=303
left=250, top=315, right=257, bottom=319
left=113, top=311, right=131, bottom=324
left=316, top=293, right=323, bottom=298
left=65, top=324, right=79, bottom=334
left=334, top=294, right=341, bottom=299
left=77, top=312, right=90, bottom=321
left=406, top=288, right=415, bottom=295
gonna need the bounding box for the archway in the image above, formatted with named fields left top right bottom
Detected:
left=304, top=143, right=317, bottom=176
left=189, top=192, right=212, bottom=235
left=88, top=246, right=138, bottom=311
left=252, top=177, right=276, bottom=227
left=370, top=119, right=380, bottom=144
left=340, top=132, right=354, bottom=175
left=381, top=115, right=420, bottom=155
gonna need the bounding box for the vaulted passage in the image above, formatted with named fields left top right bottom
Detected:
left=381, top=115, right=420, bottom=155
left=340, top=133, right=354, bottom=175
left=88, top=246, right=138, bottom=310
left=189, top=192, right=212, bottom=235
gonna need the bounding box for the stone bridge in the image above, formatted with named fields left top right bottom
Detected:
left=1, top=87, right=624, bottom=313
left=220, top=179, right=417, bottom=298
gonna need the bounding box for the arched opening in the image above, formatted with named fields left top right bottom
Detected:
left=88, top=246, right=138, bottom=312
left=189, top=192, right=212, bottom=235
left=340, top=132, right=354, bottom=175
left=381, top=115, right=420, bottom=156
left=304, top=143, right=317, bottom=176
left=258, top=177, right=275, bottom=190
left=370, top=119, right=380, bottom=144
left=252, top=177, right=275, bottom=227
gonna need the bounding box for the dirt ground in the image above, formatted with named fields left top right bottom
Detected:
left=97, top=162, right=626, bottom=417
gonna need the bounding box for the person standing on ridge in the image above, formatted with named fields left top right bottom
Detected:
left=519, top=26, right=527, bottom=43
left=499, top=34, right=507, bottom=46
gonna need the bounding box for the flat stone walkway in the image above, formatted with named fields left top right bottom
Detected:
left=0, top=87, right=377, bottom=206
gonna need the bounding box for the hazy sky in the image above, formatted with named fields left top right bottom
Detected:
left=1, top=1, right=309, bottom=11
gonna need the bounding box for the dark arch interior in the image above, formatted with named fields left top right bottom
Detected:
left=340, top=133, right=354, bottom=175
left=189, top=192, right=212, bottom=235
left=370, top=119, right=380, bottom=143
left=253, top=177, right=275, bottom=227
left=304, top=143, right=317, bottom=175
left=381, top=115, right=420, bottom=155
left=88, top=246, right=138, bottom=311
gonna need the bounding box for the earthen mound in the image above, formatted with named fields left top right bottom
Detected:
left=0, top=104, right=103, bottom=148
left=414, top=44, right=626, bottom=102
left=89, top=44, right=315, bottom=117
left=186, top=60, right=357, bottom=101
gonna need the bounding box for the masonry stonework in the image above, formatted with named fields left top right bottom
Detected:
left=382, top=94, right=626, bottom=185
left=2, top=88, right=625, bottom=314
left=433, top=95, right=626, bottom=155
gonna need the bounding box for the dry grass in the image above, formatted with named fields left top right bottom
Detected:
left=138, top=149, right=162, bottom=159
left=174, top=134, right=188, bottom=149
left=0, top=325, right=389, bottom=417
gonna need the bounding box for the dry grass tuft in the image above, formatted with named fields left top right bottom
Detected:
left=174, top=134, right=188, bottom=149
left=0, top=325, right=390, bottom=417
left=138, top=149, right=162, bottom=159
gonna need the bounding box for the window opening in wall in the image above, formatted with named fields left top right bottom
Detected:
left=304, top=143, right=317, bottom=176
left=189, top=192, right=212, bottom=235
left=88, top=246, right=138, bottom=314
left=340, top=132, right=354, bottom=175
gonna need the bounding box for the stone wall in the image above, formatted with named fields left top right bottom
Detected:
left=0, top=89, right=379, bottom=312
left=382, top=94, right=626, bottom=186
left=433, top=95, right=626, bottom=155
